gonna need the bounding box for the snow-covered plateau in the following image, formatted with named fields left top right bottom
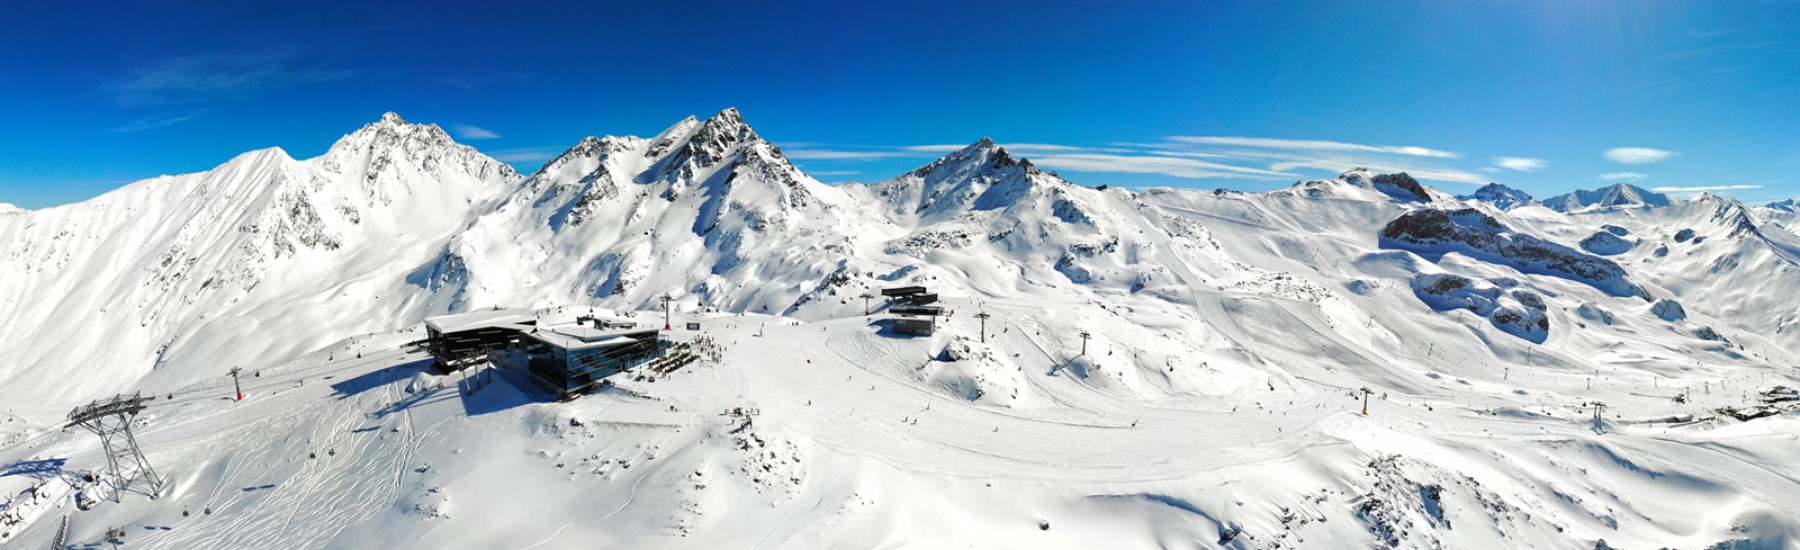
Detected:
left=5, top=110, right=1800, bottom=549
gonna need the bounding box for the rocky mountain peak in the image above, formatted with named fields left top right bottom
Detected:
left=1458, top=182, right=1535, bottom=209
left=1543, top=183, right=1670, bottom=213
left=912, top=138, right=1035, bottom=180
left=314, top=112, right=518, bottom=195
left=641, top=108, right=766, bottom=178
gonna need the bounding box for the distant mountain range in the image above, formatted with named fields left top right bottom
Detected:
left=3, top=109, right=1799, bottom=414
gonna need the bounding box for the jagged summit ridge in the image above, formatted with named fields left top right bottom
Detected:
left=1543, top=183, right=1671, bottom=213
left=911, top=137, right=1036, bottom=179
left=1458, top=182, right=1534, bottom=209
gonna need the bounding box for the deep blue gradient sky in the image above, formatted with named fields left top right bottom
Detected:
left=4, top=1, right=1799, bottom=208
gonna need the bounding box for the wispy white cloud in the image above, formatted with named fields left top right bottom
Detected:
left=1599, top=172, right=1648, bottom=182
left=1028, top=153, right=1296, bottom=179
left=453, top=124, right=501, bottom=140
left=107, top=111, right=203, bottom=132
left=1651, top=185, right=1761, bottom=192
left=896, top=143, right=1129, bottom=155
left=436, top=72, right=529, bottom=92
left=103, top=48, right=354, bottom=105
left=783, top=149, right=911, bottom=160
left=487, top=147, right=566, bottom=163
left=1493, top=157, right=1547, bottom=172
left=1166, top=136, right=1460, bottom=159
left=898, top=144, right=969, bottom=154
left=1604, top=147, right=1679, bottom=164
left=787, top=135, right=1489, bottom=185
left=1261, top=156, right=1490, bottom=184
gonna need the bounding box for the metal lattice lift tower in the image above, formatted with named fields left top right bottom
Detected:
left=67, top=393, right=165, bottom=502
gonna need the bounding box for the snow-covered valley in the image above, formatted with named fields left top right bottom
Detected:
left=4, top=110, right=1800, bottom=549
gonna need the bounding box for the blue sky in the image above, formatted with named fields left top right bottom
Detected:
left=3, top=1, right=1798, bottom=209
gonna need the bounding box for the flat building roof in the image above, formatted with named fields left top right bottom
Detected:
left=425, top=307, right=537, bottom=334
left=527, top=325, right=659, bottom=351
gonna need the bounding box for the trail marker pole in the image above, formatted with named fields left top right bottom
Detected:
left=661, top=294, right=673, bottom=330
left=228, top=367, right=243, bottom=401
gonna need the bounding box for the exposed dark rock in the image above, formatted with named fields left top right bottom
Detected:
left=1381, top=209, right=1642, bottom=297
left=1579, top=231, right=1632, bottom=256
left=1372, top=172, right=1431, bottom=202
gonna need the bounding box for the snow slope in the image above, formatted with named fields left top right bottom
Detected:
left=5, top=111, right=1800, bottom=549
left=0, top=112, right=518, bottom=413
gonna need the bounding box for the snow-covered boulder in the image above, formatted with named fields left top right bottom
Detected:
left=1674, top=228, right=1697, bottom=243
left=1650, top=298, right=1686, bottom=322
left=923, top=336, right=1036, bottom=408
left=1579, top=231, right=1633, bottom=256
left=1490, top=302, right=1550, bottom=343
left=1576, top=302, right=1615, bottom=325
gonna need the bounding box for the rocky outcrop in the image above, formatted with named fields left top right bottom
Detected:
left=1579, top=231, right=1632, bottom=256
left=1411, top=273, right=1550, bottom=342
left=1381, top=209, right=1642, bottom=298
left=1371, top=173, right=1432, bottom=202
left=1650, top=298, right=1686, bottom=322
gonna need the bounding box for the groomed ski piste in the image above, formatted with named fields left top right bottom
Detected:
left=4, top=110, right=1800, bottom=548
left=5, top=293, right=1799, bottom=548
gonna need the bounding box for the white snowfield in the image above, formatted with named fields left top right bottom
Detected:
left=3, top=110, right=1800, bottom=549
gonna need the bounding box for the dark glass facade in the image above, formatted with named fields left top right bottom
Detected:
left=524, top=330, right=666, bottom=398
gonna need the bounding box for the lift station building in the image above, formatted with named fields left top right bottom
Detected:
left=422, top=308, right=538, bottom=372
left=523, top=324, right=666, bottom=399
left=420, top=307, right=666, bottom=399
left=884, top=286, right=940, bottom=336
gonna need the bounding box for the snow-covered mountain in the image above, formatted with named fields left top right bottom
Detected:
left=5, top=111, right=1800, bottom=549
left=412, top=108, right=881, bottom=318
left=1455, top=182, right=1534, bottom=209
left=0, top=112, right=517, bottom=409
left=1541, top=182, right=1671, bottom=212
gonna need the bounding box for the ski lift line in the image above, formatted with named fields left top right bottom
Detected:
left=0, top=352, right=418, bottom=454
left=146, top=350, right=427, bottom=410
left=0, top=426, right=65, bottom=455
